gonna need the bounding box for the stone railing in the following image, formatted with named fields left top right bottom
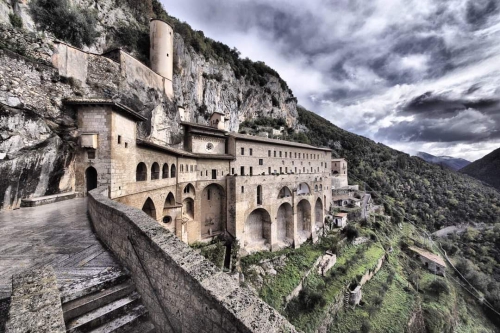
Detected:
left=88, top=187, right=299, bottom=333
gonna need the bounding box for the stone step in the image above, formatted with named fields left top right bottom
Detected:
left=66, top=293, right=141, bottom=333
left=124, top=320, right=155, bottom=333
left=87, top=305, right=151, bottom=333
left=60, top=268, right=129, bottom=303
left=63, top=280, right=136, bottom=322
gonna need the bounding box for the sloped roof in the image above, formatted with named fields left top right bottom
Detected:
left=64, top=98, right=147, bottom=122
left=409, top=246, right=446, bottom=267
left=229, top=132, right=332, bottom=151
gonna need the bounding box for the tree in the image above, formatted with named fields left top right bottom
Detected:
left=30, top=0, right=99, bottom=48
left=428, top=279, right=449, bottom=297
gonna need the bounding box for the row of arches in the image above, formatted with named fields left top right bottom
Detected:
left=140, top=183, right=226, bottom=238
left=244, top=197, right=324, bottom=248
left=136, top=162, right=176, bottom=182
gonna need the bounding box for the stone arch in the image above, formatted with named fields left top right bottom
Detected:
left=277, top=202, right=293, bottom=243
left=142, top=198, right=156, bottom=220
left=182, top=198, right=194, bottom=219
left=332, top=170, right=339, bottom=175
left=183, top=183, right=196, bottom=196
left=85, top=166, right=97, bottom=193
left=315, top=198, right=324, bottom=227
left=151, top=162, right=160, bottom=180
left=297, top=182, right=310, bottom=195
left=164, top=192, right=175, bottom=207
left=136, top=162, right=147, bottom=181
left=201, top=184, right=225, bottom=237
left=162, top=163, right=169, bottom=178
left=171, top=164, right=176, bottom=177
left=278, top=186, right=292, bottom=199
left=297, top=199, right=312, bottom=239
left=245, top=208, right=272, bottom=248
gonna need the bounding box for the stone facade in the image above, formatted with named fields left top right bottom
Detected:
left=68, top=98, right=336, bottom=253
left=87, top=186, right=298, bottom=333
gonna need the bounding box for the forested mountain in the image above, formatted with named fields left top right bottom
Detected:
left=294, top=107, right=500, bottom=231
left=461, top=147, right=500, bottom=191
left=416, top=151, right=471, bottom=171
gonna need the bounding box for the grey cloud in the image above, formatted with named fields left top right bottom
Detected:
left=165, top=0, right=500, bottom=160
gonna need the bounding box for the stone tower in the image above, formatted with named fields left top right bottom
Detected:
left=150, top=19, right=174, bottom=98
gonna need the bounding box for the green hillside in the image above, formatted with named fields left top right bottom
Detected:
left=461, top=147, right=500, bottom=191
left=294, top=106, right=500, bottom=231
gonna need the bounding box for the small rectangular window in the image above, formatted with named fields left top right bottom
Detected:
left=285, top=167, right=288, bottom=173
left=212, top=169, right=217, bottom=179
left=268, top=167, right=271, bottom=174
left=268, top=150, right=271, bottom=157
left=88, top=150, right=95, bottom=159
left=241, top=166, right=244, bottom=175
left=274, top=151, right=276, bottom=157
left=279, top=151, right=282, bottom=157
left=295, top=167, right=297, bottom=173
left=280, top=167, right=282, bottom=173
left=259, top=159, right=263, bottom=165
left=250, top=148, right=253, bottom=156
left=232, top=167, right=235, bottom=175
left=118, top=135, right=121, bottom=144
left=208, top=189, right=211, bottom=200
left=125, top=142, right=128, bottom=148
left=250, top=167, right=253, bottom=176
left=295, top=152, right=297, bottom=158
left=241, top=186, right=244, bottom=193
left=241, top=147, right=245, bottom=155
left=285, top=152, right=287, bottom=158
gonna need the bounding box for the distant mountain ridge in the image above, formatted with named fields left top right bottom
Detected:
left=416, top=151, right=471, bottom=171
left=461, top=147, right=500, bottom=191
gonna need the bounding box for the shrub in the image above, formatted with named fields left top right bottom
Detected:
left=361, top=319, right=371, bottom=333
left=9, top=13, right=23, bottom=28
left=427, top=279, right=449, bottom=297
left=30, top=0, right=99, bottom=48
left=345, top=224, right=359, bottom=240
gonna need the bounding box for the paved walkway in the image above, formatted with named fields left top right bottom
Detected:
left=0, top=198, right=121, bottom=298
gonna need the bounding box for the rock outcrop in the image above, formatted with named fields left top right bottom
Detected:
left=0, top=1, right=298, bottom=209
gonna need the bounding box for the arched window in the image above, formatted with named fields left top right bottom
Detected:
left=180, top=165, right=184, bottom=173
left=151, top=162, right=160, bottom=180
left=257, top=185, right=262, bottom=205
left=162, top=163, right=169, bottom=178
left=278, top=186, right=292, bottom=198
left=315, top=185, right=318, bottom=192
left=171, top=164, right=176, bottom=177
left=136, top=163, right=147, bottom=181
left=320, top=184, right=323, bottom=191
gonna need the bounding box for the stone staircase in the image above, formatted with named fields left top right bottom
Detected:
left=59, top=269, right=155, bottom=333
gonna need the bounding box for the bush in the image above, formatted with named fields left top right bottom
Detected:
left=9, top=13, right=23, bottom=28
left=361, top=319, right=371, bottom=333
left=427, top=279, right=449, bottom=297
left=345, top=224, right=359, bottom=240
left=297, top=289, right=326, bottom=311
left=30, top=0, right=99, bottom=48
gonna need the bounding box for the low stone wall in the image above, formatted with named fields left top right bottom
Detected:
left=5, top=266, right=66, bottom=333
left=88, top=187, right=298, bottom=333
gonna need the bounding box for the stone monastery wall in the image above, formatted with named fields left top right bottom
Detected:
left=88, top=186, right=298, bottom=333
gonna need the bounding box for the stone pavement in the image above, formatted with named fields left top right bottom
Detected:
left=0, top=198, right=121, bottom=299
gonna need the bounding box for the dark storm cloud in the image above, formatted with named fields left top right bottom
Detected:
left=165, top=0, right=500, bottom=160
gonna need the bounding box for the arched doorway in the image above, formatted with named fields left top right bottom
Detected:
left=182, top=198, right=194, bottom=220
left=163, top=192, right=175, bottom=222
left=277, top=203, right=293, bottom=243
left=244, top=208, right=272, bottom=248
left=142, top=198, right=156, bottom=220
left=201, top=184, right=225, bottom=237
left=183, top=183, right=196, bottom=196
left=85, top=167, right=97, bottom=193
left=315, top=198, right=324, bottom=227
left=297, top=199, right=312, bottom=240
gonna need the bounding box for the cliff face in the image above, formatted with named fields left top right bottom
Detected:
left=0, top=0, right=298, bottom=209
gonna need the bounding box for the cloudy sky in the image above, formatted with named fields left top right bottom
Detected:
left=164, top=0, right=500, bottom=161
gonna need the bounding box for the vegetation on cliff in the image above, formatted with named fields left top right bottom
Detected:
left=294, top=106, right=500, bottom=231
left=461, top=147, right=500, bottom=191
